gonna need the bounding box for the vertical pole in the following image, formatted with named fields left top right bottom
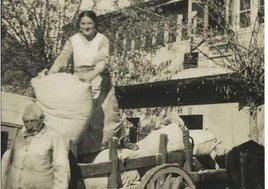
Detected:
left=69, top=140, right=77, bottom=159
left=183, top=129, right=192, bottom=172
left=164, top=21, right=169, bottom=45
left=203, top=1, right=209, bottom=38
left=108, top=137, right=119, bottom=189
left=114, top=31, right=119, bottom=54
left=176, top=14, right=183, bottom=42
left=159, top=134, right=168, bottom=164
left=188, top=0, right=195, bottom=57
left=188, top=0, right=193, bottom=38
left=131, top=39, right=135, bottom=51
left=68, top=140, right=80, bottom=189
left=156, top=134, right=168, bottom=188
left=1, top=131, right=8, bottom=157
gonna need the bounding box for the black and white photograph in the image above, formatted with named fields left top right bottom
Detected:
left=1, top=0, right=265, bottom=188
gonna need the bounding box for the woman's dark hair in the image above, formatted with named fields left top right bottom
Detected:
left=77, top=10, right=98, bottom=29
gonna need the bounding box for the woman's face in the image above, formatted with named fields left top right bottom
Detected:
left=79, top=16, right=96, bottom=38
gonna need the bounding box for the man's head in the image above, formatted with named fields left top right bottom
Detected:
left=22, top=103, right=45, bottom=134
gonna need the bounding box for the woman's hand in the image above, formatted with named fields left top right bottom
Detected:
left=37, top=69, right=48, bottom=78
left=79, top=73, right=95, bottom=83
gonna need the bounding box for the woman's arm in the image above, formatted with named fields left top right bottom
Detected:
left=48, top=40, right=73, bottom=74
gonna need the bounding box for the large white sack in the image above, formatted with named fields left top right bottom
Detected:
left=189, top=130, right=219, bottom=156
left=31, top=73, right=93, bottom=144
left=84, top=149, right=140, bottom=189
left=121, top=124, right=220, bottom=158
left=121, top=123, right=184, bottom=158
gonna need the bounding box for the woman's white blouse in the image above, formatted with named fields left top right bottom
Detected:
left=71, top=33, right=104, bottom=67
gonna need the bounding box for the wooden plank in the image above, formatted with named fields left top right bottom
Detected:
left=120, top=155, right=161, bottom=172
left=183, top=129, right=192, bottom=171
left=120, top=152, right=186, bottom=172
left=108, top=137, right=120, bottom=189
left=157, top=134, right=167, bottom=188
left=79, top=151, right=186, bottom=178
left=1, top=121, right=23, bottom=129
left=167, top=152, right=186, bottom=164
left=159, top=134, right=168, bottom=164
left=80, top=162, right=112, bottom=178
left=189, top=169, right=227, bottom=183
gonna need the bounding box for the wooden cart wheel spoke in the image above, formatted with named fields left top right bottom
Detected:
left=156, top=175, right=165, bottom=189
left=139, top=164, right=196, bottom=189
left=172, top=176, right=185, bottom=189
left=163, top=173, right=172, bottom=188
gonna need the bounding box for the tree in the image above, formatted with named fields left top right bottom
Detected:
left=1, top=0, right=82, bottom=95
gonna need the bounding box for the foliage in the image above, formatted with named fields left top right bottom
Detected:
left=100, top=0, right=264, bottom=111
left=109, top=50, right=173, bottom=86
left=2, top=0, right=264, bottom=111
left=1, top=0, right=81, bottom=94
left=204, top=1, right=264, bottom=109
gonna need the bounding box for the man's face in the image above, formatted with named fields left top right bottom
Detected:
left=23, top=115, right=43, bottom=133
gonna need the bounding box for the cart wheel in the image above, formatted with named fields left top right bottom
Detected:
left=139, top=164, right=196, bottom=189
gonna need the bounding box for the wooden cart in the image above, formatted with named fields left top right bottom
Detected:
left=1, top=122, right=227, bottom=189
left=75, top=129, right=228, bottom=189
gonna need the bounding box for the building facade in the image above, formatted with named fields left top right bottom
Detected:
left=96, top=0, right=264, bottom=151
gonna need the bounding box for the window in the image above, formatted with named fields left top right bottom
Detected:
left=183, top=52, right=198, bottom=69
left=116, top=39, right=124, bottom=55
left=126, top=118, right=139, bottom=143
left=145, top=31, right=153, bottom=50
left=168, top=19, right=177, bottom=43
left=239, top=0, right=251, bottom=28
left=115, top=32, right=124, bottom=55
left=155, top=22, right=165, bottom=47
left=124, top=38, right=132, bottom=52
left=134, top=37, right=142, bottom=50
left=258, top=0, right=264, bottom=23
left=208, top=0, right=227, bottom=36
left=208, top=0, right=253, bottom=33
left=180, top=115, right=203, bottom=130
left=228, top=0, right=234, bottom=26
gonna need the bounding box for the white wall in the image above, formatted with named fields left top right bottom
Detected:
left=2, top=92, right=34, bottom=146
left=2, top=92, right=33, bottom=125
left=177, top=103, right=264, bottom=153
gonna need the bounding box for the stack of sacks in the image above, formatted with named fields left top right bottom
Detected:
left=31, top=73, right=93, bottom=147
left=121, top=123, right=220, bottom=159
left=121, top=123, right=184, bottom=158
left=189, top=130, right=220, bottom=156
left=83, top=124, right=220, bottom=188
left=84, top=149, right=140, bottom=189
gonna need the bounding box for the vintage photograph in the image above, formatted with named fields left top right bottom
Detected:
left=1, top=0, right=264, bottom=188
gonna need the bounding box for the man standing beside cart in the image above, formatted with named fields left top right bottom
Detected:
left=2, top=102, right=70, bottom=189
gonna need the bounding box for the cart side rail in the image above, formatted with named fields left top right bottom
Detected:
left=78, top=129, right=192, bottom=188
left=79, top=150, right=186, bottom=178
